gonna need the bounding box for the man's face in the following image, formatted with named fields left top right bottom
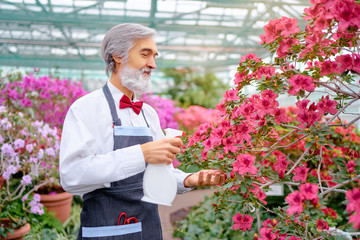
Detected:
left=119, top=37, right=158, bottom=95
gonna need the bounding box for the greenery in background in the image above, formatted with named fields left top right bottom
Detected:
left=162, top=68, right=229, bottom=109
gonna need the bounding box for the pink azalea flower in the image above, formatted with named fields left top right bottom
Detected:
left=349, top=212, right=360, bottom=229
left=259, top=227, right=277, bottom=240
left=233, top=154, right=257, bottom=175
left=346, top=188, right=360, bottom=213
left=346, top=160, right=357, bottom=174
left=273, top=156, right=289, bottom=172
left=317, top=95, right=337, bottom=115
left=335, top=54, right=353, bottom=73
left=320, top=60, right=338, bottom=76
left=224, top=89, right=240, bottom=101
left=293, top=166, right=309, bottom=182
left=239, top=53, right=261, bottom=64
left=232, top=213, right=254, bottom=231
left=288, top=75, right=316, bottom=95
left=286, top=190, right=304, bottom=215
left=300, top=183, right=318, bottom=200
left=317, top=219, right=329, bottom=231
left=222, top=137, right=238, bottom=153
left=277, top=38, right=299, bottom=58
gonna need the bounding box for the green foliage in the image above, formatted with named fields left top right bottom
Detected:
left=162, top=68, right=229, bottom=108
left=23, top=202, right=81, bottom=240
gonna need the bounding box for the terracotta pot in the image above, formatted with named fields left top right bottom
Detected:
left=40, top=192, right=73, bottom=223
left=0, top=218, right=31, bottom=240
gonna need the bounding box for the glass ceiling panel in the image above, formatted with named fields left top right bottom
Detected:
left=0, top=0, right=310, bottom=90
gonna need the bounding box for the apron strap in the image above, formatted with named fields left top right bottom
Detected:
left=141, top=109, right=150, bottom=128
left=102, top=83, right=122, bottom=126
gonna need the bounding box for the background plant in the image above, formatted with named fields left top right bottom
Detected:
left=140, top=93, right=181, bottom=129
left=162, top=68, right=229, bottom=109
left=177, top=0, right=360, bottom=239
left=174, top=105, right=220, bottom=134
left=0, top=70, right=87, bottom=129
left=0, top=105, right=60, bottom=237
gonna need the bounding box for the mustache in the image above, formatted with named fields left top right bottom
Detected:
left=141, top=68, right=152, bottom=74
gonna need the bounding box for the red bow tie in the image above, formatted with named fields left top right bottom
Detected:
left=119, top=95, right=143, bottom=115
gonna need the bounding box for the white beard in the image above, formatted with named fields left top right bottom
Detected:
left=119, top=65, right=152, bottom=96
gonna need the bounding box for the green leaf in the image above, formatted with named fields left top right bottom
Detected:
left=324, top=145, right=333, bottom=151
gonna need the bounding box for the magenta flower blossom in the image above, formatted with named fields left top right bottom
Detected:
left=233, top=154, right=257, bottom=175
left=317, top=95, right=337, bottom=115
left=346, top=188, right=360, bottom=213
left=285, top=190, right=304, bottom=215
left=300, top=183, right=318, bottom=201
left=346, top=160, right=357, bottom=174
left=288, top=74, right=316, bottom=95
left=232, top=213, right=254, bottom=231
left=259, top=227, right=278, bottom=240
left=293, top=166, right=309, bottom=182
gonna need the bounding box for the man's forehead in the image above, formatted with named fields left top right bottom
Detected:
left=133, top=37, right=158, bottom=52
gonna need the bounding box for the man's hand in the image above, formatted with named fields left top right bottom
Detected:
left=184, top=170, right=227, bottom=188
left=141, top=138, right=183, bottom=164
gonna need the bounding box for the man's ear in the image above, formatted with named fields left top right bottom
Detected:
left=112, top=55, right=122, bottom=64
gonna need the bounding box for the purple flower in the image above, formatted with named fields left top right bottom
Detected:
left=0, top=134, right=4, bottom=144
left=29, top=157, right=38, bottom=163
left=26, top=144, right=34, bottom=153
left=0, top=118, right=12, bottom=130
left=38, top=149, right=44, bottom=159
left=45, top=147, right=56, bottom=157
left=2, top=165, right=18, bottom=179
left=13, top=139, right=25, bottom=150
left=33, top=193, right=41, bottom=202
left=1, top=143, right=15, bottom=157
left=21, top=175, right=32, bottom=185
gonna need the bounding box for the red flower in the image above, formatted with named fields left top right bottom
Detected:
left=300, top=183, right=318, bottom=201
left=233, top=154, right=257, bottom=175
left=285, top=190, right=304, bottom=215
left=259, top=227, right=278, bottom=240
left=232, top=213, right=254, bottom=231
left=293, top=166, right=309, bottom=182
left=346, top=188, right=360, bottom=213
left=317, top=219, right=329, bottom=231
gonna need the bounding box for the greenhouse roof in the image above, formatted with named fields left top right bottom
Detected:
left=0, top=0, right=310, bottom=88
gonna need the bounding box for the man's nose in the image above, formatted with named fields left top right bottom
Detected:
left=147, top=57, right=156, bottom=69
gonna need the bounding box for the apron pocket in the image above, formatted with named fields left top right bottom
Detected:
left=82, top=222, right=142, bottom=239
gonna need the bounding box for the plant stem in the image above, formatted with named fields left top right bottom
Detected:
left=286, top=148, right=310, bottom=175
left=319, top=174, right=360, bottom=197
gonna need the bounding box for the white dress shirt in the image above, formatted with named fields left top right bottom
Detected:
left=60, top=81, right=191, bottom=196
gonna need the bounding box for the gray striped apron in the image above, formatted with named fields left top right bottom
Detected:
left=77, top=84, right=162, bottom=239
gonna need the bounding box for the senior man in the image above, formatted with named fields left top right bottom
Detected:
left=60, top=23, right=226, bottom=240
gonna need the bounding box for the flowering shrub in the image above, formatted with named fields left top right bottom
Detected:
left=178, top=0, right=360, bottom=239
left=0, top=105, right=60, bottom=235
left=140, top=93, right=181, bottom=129
left=175, top=105, right=219, bottom=134
left=0, top=71, right=87, bottom=129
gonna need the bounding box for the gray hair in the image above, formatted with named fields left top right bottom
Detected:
left=101, top=23, right=156, bottom=76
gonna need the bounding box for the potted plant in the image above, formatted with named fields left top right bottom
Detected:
left=0, top=70, right=87, bottom=224
left=0, top=105, right=61, bottom=238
